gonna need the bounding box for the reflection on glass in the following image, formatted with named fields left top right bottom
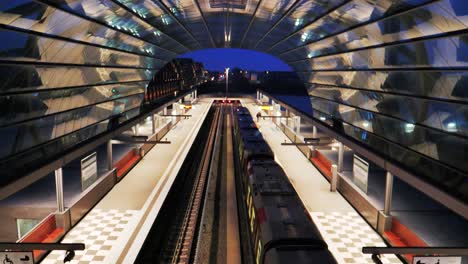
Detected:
left=311, top=107, right=468, bottom=203
left=311, top=96, right=468, bottom=174
left=307, top=83, right=468, bottom=136
left=0, top=94, right=143, bottom=159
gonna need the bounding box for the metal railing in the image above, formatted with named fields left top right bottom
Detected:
left=0, top=242, right=85, bottom=262
left=363, top=247, right=468, bottom=264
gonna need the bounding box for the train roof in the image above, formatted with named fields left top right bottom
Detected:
left=236, top=115, right=254, bottom=122
left=242, top=140, right=272, bottom=153
left=247, top=161, right=326, bottom=246
left=248, top=160, right=294, bottom=195
left=239, top=128, right=262, bottom=137
left=238, top=122, right=258, bottom=129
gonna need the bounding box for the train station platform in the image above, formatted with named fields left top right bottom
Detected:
left=41, top=100, right=212, bottom=264
left=243, top=99, right=402, bottom=264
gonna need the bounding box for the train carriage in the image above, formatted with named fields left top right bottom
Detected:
left=233, top=105, right=337, bottom=264
left=246, top=160, right=337, bottom=264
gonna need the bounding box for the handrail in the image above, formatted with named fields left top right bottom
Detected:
left=0, top=242, right=85, bottom=262
left=0, top=243, right=85, bottom=251
left=363, top=247, right=468, bottom=264
left=363, top=247, right=468, bottom=255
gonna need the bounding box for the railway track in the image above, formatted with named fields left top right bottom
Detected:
left=162, top=107, right=220, bottom=264
left=136, top=104, right=223, bottom=264
left=169, top=107, right=220, bottom=263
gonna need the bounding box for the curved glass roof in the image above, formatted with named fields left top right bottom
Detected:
left=1, top=0, right=468, bottom=201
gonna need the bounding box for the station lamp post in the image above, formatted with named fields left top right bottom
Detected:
left=225, top=67, right=230, bottom=99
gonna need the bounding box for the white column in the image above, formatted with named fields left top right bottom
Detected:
left=107, top=140, right=113, bottom=171
left=55, top=168, right=65, bottom=213
left=256, top=90, right=260, bottom=101
left=330, top=165, right=338, bottom=192
left=338, top=142, right=344, bottom=172
left=133, top=124, right=139, bottom=136
left=152, top=114, right=156, bottom=134
left=274, top=103, right=281, bottom=125
left=312, top=125, right=317, bottom=138
left=295, top=116, right=301, bottom=134
left=172, top=103, right=178, bottom=123
left=384, top=172, right=394, bottom=215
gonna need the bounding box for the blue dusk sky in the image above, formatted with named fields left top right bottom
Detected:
left=179, top=48, right=293, bottom=72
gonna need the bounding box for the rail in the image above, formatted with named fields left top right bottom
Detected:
left=170, top=107, right=220, bottom=264
left=362, top=247, right=468, bottom=264
left=0, top=243, right=85, bottom=262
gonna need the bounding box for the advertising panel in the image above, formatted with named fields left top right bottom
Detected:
left=353, top=154, right=369, bottom=193
left=81, top=152, right=98, bottom=191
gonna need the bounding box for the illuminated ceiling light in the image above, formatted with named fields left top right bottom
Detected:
left=295, top=18, right=303, bottom=27
left=362, top=121, right=370, bottom=128
left=301, top=32, right=309, bottom=42
left=405, top=123, right=415, bottom=133
left=319, top=116, right=326, bottom=121
left=447, top=122, right=457, bottom=132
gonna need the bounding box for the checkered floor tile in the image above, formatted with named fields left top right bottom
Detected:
left=310, top=212, right=402, bottom=264
left=41, top=209, right=139, bottom=264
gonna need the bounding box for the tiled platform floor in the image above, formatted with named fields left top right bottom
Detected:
left=41, top=209, right=140, bottom=264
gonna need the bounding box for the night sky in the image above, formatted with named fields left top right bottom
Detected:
left=178, top=48, right=293, bottom=72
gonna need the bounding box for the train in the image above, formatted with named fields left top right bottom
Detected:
left=145, top=58, right=207, bottom=103
left=232, top=105, right=338, bottom=264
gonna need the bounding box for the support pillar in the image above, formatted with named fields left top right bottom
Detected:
left=152, top=114, right=157, bottom=134
left=312, top=125, right=317, bottom=138
left=338, top=142, right=344, bottom=172
left=172, top=103, right=179, bottom=122
left=384, top=172, right=394, bottom=215
left=55, top=168, right=65, bottom=213
left=256, top=90, right=260, bottom=101
left=378, top=171, right=394, bottom=233
left=295, top=116, right=301, bottom=134
left=133, top=124, right=139, bottom=136
left=107, top=140, right=113, bottom=171
left=330, top=164, right=338, bottom=192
